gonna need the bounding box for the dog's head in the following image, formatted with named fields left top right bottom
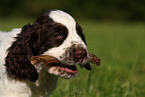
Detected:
left=41, top=10, right=89, bottom=79
left=5, top=10, right=91, bottom=81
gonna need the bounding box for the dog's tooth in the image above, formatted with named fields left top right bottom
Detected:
left=68, top=74, right=71, bottom=79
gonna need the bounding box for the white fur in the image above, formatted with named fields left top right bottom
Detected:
left=0, top=29, right=58, bottom=97
left=0, top=29, right=31, bottom=97
left=0, top=27, right=59, bottom=97
left=0, top=19, right=58, bottom=97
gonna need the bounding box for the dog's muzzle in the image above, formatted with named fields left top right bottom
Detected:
left=41, top=43, right=91, bottom=79
left=59, top=44, right=89, bottom=66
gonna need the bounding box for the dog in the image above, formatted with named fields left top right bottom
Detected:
left=0, top=10, right=91, bottom=97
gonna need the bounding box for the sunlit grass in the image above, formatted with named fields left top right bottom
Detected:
left=0, top=18, right=145, bottom=97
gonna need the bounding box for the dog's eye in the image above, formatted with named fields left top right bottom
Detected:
left=55, top=32, right=63, bottom=40
left=53, top=25, right=68, bottom=42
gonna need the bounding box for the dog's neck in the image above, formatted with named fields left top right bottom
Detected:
left=27, top=67, right=58, bottom=97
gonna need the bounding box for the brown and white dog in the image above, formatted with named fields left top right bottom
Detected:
left=0, top=10, right=91, bottom=97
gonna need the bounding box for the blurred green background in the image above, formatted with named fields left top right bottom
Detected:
left=0, top=0, right=145, bottom=21
left=0, top=0, right=145, bottom=97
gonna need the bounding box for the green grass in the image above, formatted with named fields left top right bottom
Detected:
left=1, top=18, right=145, bottom=97
left=0, top=18, right=35, bottom=31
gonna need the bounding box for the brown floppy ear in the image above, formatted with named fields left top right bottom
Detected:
left=5, top=24, right=39, bottom=82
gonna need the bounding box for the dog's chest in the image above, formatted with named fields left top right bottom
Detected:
left=27, top=70, right=58, bottom=97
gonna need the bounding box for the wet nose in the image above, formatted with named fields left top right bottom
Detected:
left=75, top=48, right=87, bottom=59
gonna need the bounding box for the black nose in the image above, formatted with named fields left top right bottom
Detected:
left=75, top=48, right=87, bottom=59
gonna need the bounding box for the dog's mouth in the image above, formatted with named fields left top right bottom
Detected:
left=48, top=63, right=78, bottom=79
left=31, top=55, right=81, bottom=79
left=31, top=54, right=101, bottom=79
left=47, top=54, right=91, bottom=79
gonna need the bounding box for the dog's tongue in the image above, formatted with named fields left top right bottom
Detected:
left=59, top=67, right=77, bottom=73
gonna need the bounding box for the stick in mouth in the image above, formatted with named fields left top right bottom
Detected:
left=31, top=55, right=60, bottom=66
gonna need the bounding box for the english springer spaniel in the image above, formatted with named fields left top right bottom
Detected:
left=0, top=10, right=91, bottom=97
